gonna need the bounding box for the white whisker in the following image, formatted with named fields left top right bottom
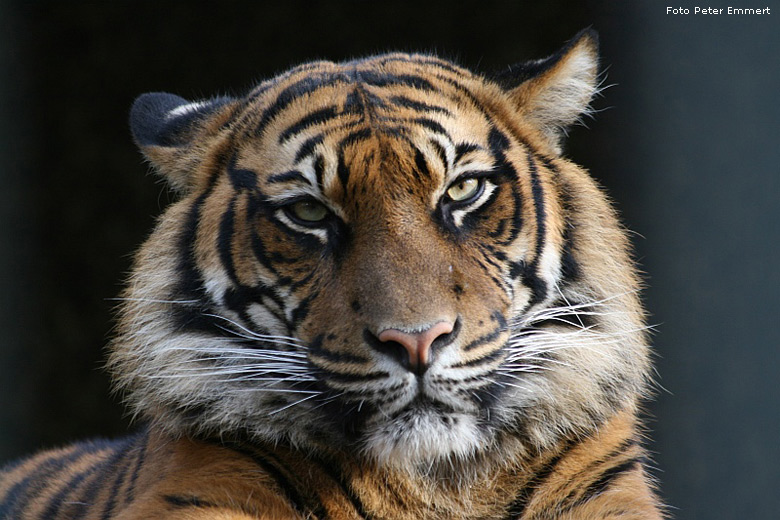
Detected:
left=203, top=313, right=305, bottom=346
left=267, top=393, right=320, bottom=415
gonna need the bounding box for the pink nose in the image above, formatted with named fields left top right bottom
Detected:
left=377, top=321, right=454, bottom=373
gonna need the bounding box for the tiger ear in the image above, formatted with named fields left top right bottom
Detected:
left=130, top=93, right=236, bottom=192
left=494, top=29, right=600, bottom=153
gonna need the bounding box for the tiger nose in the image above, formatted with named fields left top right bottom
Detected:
left=377, top=321, right=455, bottom=374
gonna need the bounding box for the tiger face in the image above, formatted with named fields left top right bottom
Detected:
left=112, top=31, right=650, bottom=472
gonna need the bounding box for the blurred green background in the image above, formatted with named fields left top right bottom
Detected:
left=1, top=2, right=778, bottom=518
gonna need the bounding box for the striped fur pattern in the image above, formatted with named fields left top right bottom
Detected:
left=1, top=30, right=664, bottom=518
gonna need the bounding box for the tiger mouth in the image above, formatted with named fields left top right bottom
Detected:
left=397, top=393, right=459, bottom=417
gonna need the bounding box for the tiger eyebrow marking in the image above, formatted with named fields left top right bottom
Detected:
left=454, top=143, right=483, bottom=162
left=429, top=139, right=449, bottom=171
left=294, top=134, right=324, bottom=163
left=268, top=170, right=308, bottom=184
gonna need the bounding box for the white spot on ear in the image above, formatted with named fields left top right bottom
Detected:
left=167, top=101, right=209, bottom=119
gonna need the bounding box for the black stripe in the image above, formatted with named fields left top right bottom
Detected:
left=294, top=134, right=324, bottom=163
left=69, top=436, right=138, bottom=520
left=343, top=89, right=365, bottom=115
left=254, top=74, right=346, bottom=138
left=227, top=154, right=258, bottom=191
left=449, top=346, right=505, bottom=369
left=217, top=195, right=240, bottom=286
left=504, top=440, right=577, bottom=519
left=413, top=117, right=447, bottom=135
left=169, top=189, right=213, bottom=322
left=477, top=242, right=508, bottom=272
left=307, top=455, right=372, bottom=519
left=412, top=56, right=466, bottom=75
left=454, top=142, right=480, bottom=163
left=559, top=221, right=581, bottom=282
left=290, top=292, right=313, bottom=327
left=462, top=312, right=507, bottom=352
left=249, top=208, right=286, bottom=279
left=219, top=443, right=320, bottom=517
left=500, top=149, right=547, bottom=305
left=525, top=155, right=549, bottom=304
left=429, top=139, right=449, bottom=170
left=413, top=147, right=431, bottom=180
left=314, top=155, right=326, bottom=192
left=222, top=284, right=288, bottom=331
left=574, top=456, right=645, bottom=507
left=339, top=127, right=373, bottom=151
left=319, top=369, right=390, bottom=384
left=388, top=95, right=451, bottom=115
left=462, top=327, right=503, bottom=353
left=169, top=138, right=228, bottom=305
left=0, top=442, right=109, bottom=519
left=439, top=75, right=492, bottom=122
left=359, top=71, right=436, bottom=91
left=487, top=217, right=508, bottom=239
left=163, top=494, right=215, bottom=509
left=42, top=453, right=109, bottom=519
left=487, top=126, right=509, bottom=152
left=312, top=336, right=370, bottom=364
left=557, top=437, right=639, bottom=510
left=124, top=430, right=149, bottom=505
left=336, top=128, right=372, bottom=189
left=279, top=105, right=340, bottom=142
left=268, top=170, right=308, bottom=184
left=255, top=75, right=338, bottom=136
left=376, top=54, right=465, bottom=77
left=545, top=159, right=581, bottom=283
left=528, top=155, right=547, bottom=263
left=486, top=127, right=525, bottom=247
left=245, top=80, right=276, bottom=103
left=99, top=447, right=133, bottom=519
left=508, top=260, right=547, bottom=306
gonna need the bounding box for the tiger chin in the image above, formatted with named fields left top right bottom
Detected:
left=0, top=30, right=665, bottom=519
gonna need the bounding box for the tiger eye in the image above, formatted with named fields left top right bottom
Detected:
left=446, top=178, right=481, bottom=202
left=289, top=200, right=329, bottom=223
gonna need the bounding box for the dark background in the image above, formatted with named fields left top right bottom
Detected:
left=1, top=2, right=778, bottom=518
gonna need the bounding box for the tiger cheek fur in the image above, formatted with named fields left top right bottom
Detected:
left=1, top=30, right=665, bottom=519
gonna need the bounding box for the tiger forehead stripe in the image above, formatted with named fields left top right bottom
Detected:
left=279, top=106, right=340, bottom=143
left=252, top=74, right=342, bottom=138
left=249, top=59, right=472, bottom=140
left=388, top=95, right=453, bottom=115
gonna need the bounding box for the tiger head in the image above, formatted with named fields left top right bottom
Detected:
left=110, top=30, right=651, bottom=472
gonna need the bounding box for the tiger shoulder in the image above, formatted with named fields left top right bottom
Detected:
left=0, top=30, right=666, bottom=519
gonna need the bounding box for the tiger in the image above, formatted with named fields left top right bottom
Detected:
left=0, top=29, right=664, bottom=519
